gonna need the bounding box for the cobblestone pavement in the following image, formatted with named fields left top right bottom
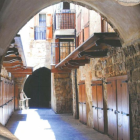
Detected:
left=6, top=108, right=111, bottom=140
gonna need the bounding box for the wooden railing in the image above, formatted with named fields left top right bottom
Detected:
left=55, top=9, right=76, bottom=30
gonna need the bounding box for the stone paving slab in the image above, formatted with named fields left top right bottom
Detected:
left=6, top=108, right=111, bottom=140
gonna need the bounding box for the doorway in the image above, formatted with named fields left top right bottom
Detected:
left=24, top=67, right=51, bottom=108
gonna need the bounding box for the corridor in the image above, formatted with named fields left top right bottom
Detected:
left=6, top=108, right=111, bottom=140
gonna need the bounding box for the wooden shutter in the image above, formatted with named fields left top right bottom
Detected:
left=121, top=78, right=130, bottom=140
left=78, top=83, right=83, bottom=122
left=117, top=79, right=123, bottom=140
left=34, top=14, right=39, bottom=26
left=107, top=79, right=117, bottom=139
left=78, top=81, right=86, bottom=124
left=92, top=80, right=104, bottom=133
left=79, top=29, right=84, bottom=45
left=92, top=83, right=98, bottom=130
left=76, top=36, right=79, bottom=48
left=107, top=75, right=130, bottom=140
left=83, top=8, right=89, bottom=26
left=82, top=83, right=86, bottom=124
left=84, top=26, right=89, bottom=41
left=97, top=83, right=104, bottom=133
left=77, top=12, right=81, bottom=33
left=46, top=14, right=53, bottom=39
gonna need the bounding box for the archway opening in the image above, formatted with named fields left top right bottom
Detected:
left=24, top=67, right=51, bottom=108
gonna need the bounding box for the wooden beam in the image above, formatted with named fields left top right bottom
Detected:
left=6, top=67, right=26, bottom=71
left=4, top=65, right=24, bottom=69
left=12, top=74, right=27, bottom=78
left=78, top=50, right=108, bottom=58
left=5, top=52, right=19, bottom=57
left=6, top=47, right=19, bottom=57
left=4, top=57, right=22, bottom=62
left=68, top=59, right=90, bottom=65
left=60, top=65, right=79, bottom=69
left=85, top=44, right=110, bottom=52
left=51, top=68, right=71, bottom=73
left=94, top=32, right=119, bottom=39
left=96, top=39, right=122, bottom=47
left=7, top=68, right=32, bottom=74
left=3, top=63, right=23, bottom=67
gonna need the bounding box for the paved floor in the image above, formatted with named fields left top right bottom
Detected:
left=6, top=108, right=111, bottom=140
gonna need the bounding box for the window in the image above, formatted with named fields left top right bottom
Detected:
left=59, top=39, right=75, bottom=61
left=34, top=14, right=46, bottom=40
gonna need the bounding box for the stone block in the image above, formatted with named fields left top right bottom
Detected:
left=128, top=45, right=136, bottom=56
left=133, top=127, right=139, bottom=140
left=123, top=48, right=129, bottom=57
left=115, top=64, right=120, bottom=75
left=128, top=83, right=137, bottom=94
left=137, top=82, right=140, bottom=94
left=107, top=57, right=112, bottom=66
left=134, top=43, right=140, bottom=52
left=132, top=69, right=140, bottom=82
left=131, top=102, right=138, bottom=115
left=126, top=58, right=135, bottom=70
left=135, top=55, right=140, bottom=68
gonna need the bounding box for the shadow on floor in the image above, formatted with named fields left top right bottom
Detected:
left=35, top=108, right=88, bottom=140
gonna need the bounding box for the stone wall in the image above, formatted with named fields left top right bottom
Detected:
left=71, top=41, right=140, bottom=139
left=27, top=40, right=51, bottom=70
left=51, top=73, right=73, bottom=114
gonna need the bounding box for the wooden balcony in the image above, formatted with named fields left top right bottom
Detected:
left=55, top=9, right=76, bottom=30
left=53, top=33, right=121, bottom=71
left=2, top=35, right=33, bottom=78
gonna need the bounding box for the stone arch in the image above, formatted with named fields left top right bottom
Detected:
left=0, top=0, right=140, bottom=57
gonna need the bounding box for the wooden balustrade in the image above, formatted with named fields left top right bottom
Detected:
left=0, top=77, right=14, bottom=126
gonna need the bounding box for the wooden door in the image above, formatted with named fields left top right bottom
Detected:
left=97, top=83, right=104, bottom=133
left=107, top=79, right=117, bottom=139
left=107, top=75, right=130, bottom=140
left=117, top=79, right=123, bottom=140
left=78, top=81, right=86, bottom=124
left=78, top=84, right=83, bottom=122
left=82, top=83, right=86, bottom=124
left=92, top=83, right=98, bottom=130
left=121, top=78, right=130, bottom=140
left=92, top=81, right=104, bottom=133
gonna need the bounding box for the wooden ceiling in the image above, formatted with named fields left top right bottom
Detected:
left=53, top=33, right=121, bottom=72
left=3, top=37, right=33, bottom=78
